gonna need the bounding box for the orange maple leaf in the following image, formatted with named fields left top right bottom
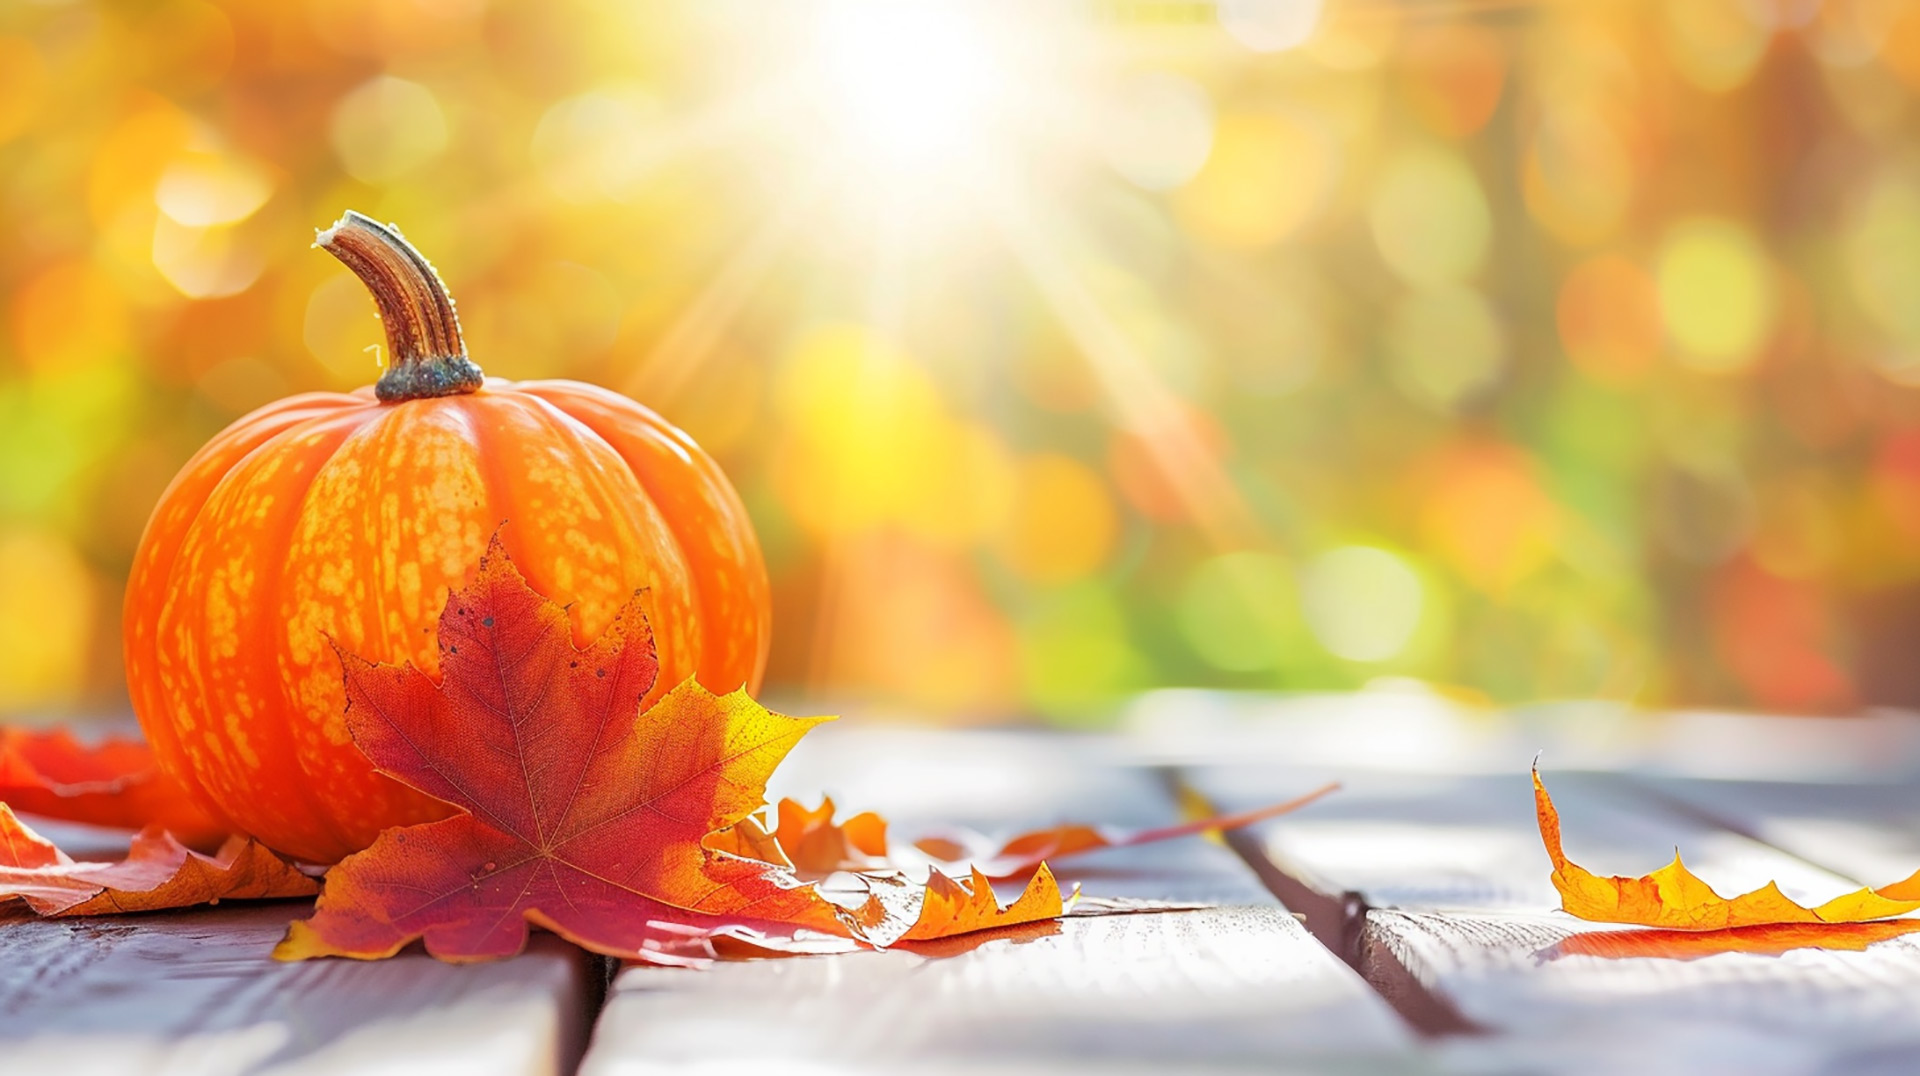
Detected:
left=1535, top=763, right=1920, bottom=929
left=708, top=796, right=891, bottom=876
left=0, top=803, right=314, bottom=916
left=276, top=541, right=863, bottom=965
left=0, top=727, right=226, bottom=847
left=899, top=864, right=1064, bottom=943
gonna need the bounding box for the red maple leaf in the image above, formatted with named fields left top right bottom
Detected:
left=276, top=541, right=858, bottom=965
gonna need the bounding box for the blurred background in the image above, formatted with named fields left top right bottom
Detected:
left=3, top=0, right=1919, bottom=723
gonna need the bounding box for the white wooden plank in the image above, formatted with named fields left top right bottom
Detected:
left=0, top=900, right=596, bottom=1076
left=1368, top=909, right=1920, bottom=1073
left=768, top=724, right=1278, bottom=905
left=579, top=908, right=1416, bottom=1074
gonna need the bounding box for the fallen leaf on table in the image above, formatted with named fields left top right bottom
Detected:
left=0, top=727, right=226, bottom=847
left=912, top=781, right=1340, bottom=879
left=0, top=803, right=314, bottom=917
left=276, top=539, right=869, bottom=966
left=820, top=859, right=1071, bottom=948
left=1535, top=763, right=1920, bottom=929
left=899, top=864, right=1064, bottom=943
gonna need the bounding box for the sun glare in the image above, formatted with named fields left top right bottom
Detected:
left=811, top=0, right=1011, bottom=179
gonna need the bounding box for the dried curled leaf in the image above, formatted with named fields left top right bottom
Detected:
left=276, top=540, right=860, bottom=965
left=913, top=781, right=1340, bottom=879
left=1535, top=764, right=1920, bottom=929
left=0, top=803, right=314, bottom=917
left=0, top=727, right=225, bottom=847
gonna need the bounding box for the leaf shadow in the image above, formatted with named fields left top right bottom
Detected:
left=890, top=918, right=1065, bottom=959
left=1536, top=919, right=1920, bottom=963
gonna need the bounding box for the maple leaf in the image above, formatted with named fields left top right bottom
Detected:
left=704, top=799, right=1085, bottom=946
left=276, top=540, right=859, bottom=965
left=0, top=803, right=314, bottom=916
left=899, top=864, right=1064, bottom=943
left=708, top=796, right=891, bottom=876
left=1535, top=763, right=1920, bottom=929
left=0, top=727, right=226, bottom=847
left=814, top=858, right=1067, bottom=949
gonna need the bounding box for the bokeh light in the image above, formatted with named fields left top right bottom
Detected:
left=1177, top=551, right=1295, bottom=674
left=1386, top=285, right=1506, bottom=411
left=1177, top=112, right=1332, bottom=248
left=1656, top=218, right=1774, bottom=375
left=1100, top=73, right=1215, bottom=193
left=1370, top=146, right=1491, bottom=287
left=1301, top=546, right=1425, bottom=664
left=0, top=528, right=97, bottom=711
left=1219, top=0, right=1324, bottom=54
left=1557, top=255, right=1660, bottom=384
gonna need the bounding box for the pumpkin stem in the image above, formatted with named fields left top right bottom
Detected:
left=317, top=211, right=484, bottom=403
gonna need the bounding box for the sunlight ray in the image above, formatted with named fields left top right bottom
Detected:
left=806, top=190, right=917, bottom=693
left=620, top=168, right=833, bottom=408
left=986, top=182, right=1263, bottom=553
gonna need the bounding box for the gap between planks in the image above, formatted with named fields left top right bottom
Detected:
left=1158, top=765, right=1483, bottom=1039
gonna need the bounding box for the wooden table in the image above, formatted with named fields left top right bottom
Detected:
left=7, top=691, right=1920, bottom=1074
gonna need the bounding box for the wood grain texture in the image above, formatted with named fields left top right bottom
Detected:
left=0, top=900, right=596, bottom=1076
left=1366, top=909, right=1920, bottom=1073
left=767, top=724, right=1279, bottom=905
left=580, top=908, right=1415, bottom=1074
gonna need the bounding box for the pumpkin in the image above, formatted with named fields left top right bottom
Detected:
left=122, top=212, right=771, bottom=864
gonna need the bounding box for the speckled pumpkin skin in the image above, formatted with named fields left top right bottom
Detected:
left=123, top=378, right=770, bottom=864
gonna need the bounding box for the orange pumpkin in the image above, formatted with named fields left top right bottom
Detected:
left=123, top=212, right=770, bottom=864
